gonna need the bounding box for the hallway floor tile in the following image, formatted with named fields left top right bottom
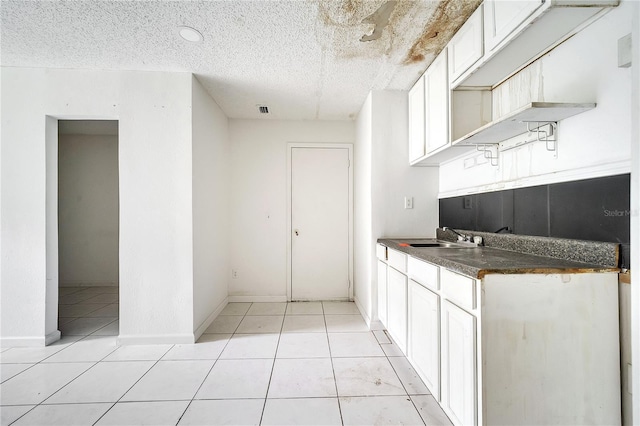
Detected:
left=1, top=292, right=453, bottom=425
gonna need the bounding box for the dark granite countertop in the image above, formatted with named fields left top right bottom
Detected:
left=378, top=237, right=620, bottom=279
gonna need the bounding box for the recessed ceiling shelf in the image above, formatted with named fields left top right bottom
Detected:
left=452, top=102, right=596, bottom=146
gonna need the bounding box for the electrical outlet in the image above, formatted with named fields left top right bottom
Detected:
left=464, top=196, right=473, bottom=209
left=404, top=197, right=413, bottom=209
left=232, top=270, right=238, bottom=279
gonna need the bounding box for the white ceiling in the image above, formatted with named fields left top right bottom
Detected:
left=0, top=0, right=480, bottom=120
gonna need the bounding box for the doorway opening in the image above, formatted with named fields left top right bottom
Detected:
left=56, top=120, right=120, bottom=338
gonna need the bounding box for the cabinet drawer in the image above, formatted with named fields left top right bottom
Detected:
left=376, top=244, right=387, bottom=261
left=441, top=268, right=476, bottom=310
left=408, top=257, right=439, bottom=291
left=387, top=248, right=407, bottom=273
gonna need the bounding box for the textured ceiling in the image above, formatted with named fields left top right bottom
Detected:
left=0, top=0, right=481, bottom=120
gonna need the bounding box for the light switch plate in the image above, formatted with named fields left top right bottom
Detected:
left=404, top=197, right=413, bottom=209
left=618, top=34, right=631, bottom=68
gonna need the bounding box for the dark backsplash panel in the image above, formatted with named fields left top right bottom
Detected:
left=439, top=174, right=631, bottom=268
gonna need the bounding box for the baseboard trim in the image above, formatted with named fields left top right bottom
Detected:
left=354, top=297, right=372, bottom=329
left=45, top=330, right=61, bottom=345
left=193, top=297, right=228, bottom=341
left=369, top=320, right=385, bottom=331
left=117, top=333, right=195, bottom=345
left=1, top=329, right=61, bottom=347
left=1, top=335, right=47, bottom=347
left=228, top=295, right=288, bottom=303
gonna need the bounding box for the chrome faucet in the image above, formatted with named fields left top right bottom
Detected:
left=442, top=227, right=470, bottom=242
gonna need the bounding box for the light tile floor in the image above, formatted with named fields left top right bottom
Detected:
left=0, top=287, right=453, bottom=425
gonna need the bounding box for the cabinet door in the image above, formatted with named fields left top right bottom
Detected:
left=425, top=49, right=449, bottom=154
left=377, top=260, right=388, bottom=327
left=448, top=5, right=483, bottom=84
left=387, top=267, right=408, bottom=354
left=484, top=0, right=542, bottom=52
left=408, top=281, right=440, bottom=400
left=408, top=76, right=426, bottom=163
left=441, top=301, right=476, bottom=426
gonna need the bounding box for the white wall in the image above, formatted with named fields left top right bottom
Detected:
left=372, top=92, right=439, bottom=239
left=354, top=93, right=374, bottom=321
left=58, top=133, right=119, bottom=287
left=228, top=119, right=355, bottom=300
left=631, top=0, right=640, bottom=421
left=191, top=76, right=230, bottom=337
left=1, top=67, right=195, bottom=345
left=355, top=91, right=439, bottom=324
left=439, top=3, right=632, bottom=196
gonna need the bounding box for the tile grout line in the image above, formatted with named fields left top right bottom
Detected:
left=90, top=343, right=178, bottom=426
left=257, top=302, right=287, bottom=425
left=380, top=334, right=433, bottom=426
left=3, top=300, right=442, bottom=425
left=384, top=354, right=427, bottom=425
left=7, top=288, right=120, bottom=425
left=7, top=287, right=117, bottom=425
left=6, top=358, right=103, bottom=425
left=36, top=293, right=144, bottom=424
left=176, top=301, right=254, bottom=425
left=323, top=301, right=346, bottom=426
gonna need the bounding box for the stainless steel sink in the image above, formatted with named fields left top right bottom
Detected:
left=409, top=241, right=478, bottom=248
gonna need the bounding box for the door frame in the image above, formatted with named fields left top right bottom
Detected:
left=45, top=115, right=120, bottom=344
left=286, top=143, right=354, bottom=302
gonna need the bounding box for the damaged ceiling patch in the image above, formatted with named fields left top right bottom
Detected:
left=403, top=0, right=482, bottom=64
left=360, top=1, right=397, bottom=42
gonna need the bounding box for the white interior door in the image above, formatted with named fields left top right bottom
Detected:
left=291, top=147, right=350, bottom=300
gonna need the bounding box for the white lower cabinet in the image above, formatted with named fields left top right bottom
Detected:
left=379, top=244, right=620, bottom=426
left=377, top=260, right=388, bottom=327
left=387, top=266, right=407, bottom=354
left=441, top=300, right=477, bottom=426
left=408, top=280, right=440, bottom=399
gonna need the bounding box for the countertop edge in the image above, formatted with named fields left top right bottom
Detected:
left=378, top=238, right=620, bottom=279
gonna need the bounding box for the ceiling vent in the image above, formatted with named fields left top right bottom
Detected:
left=258, top=105, right=269, bottom=114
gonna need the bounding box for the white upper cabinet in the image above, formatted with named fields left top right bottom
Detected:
left=408, top=76, right=426, bottom=163
left=460, top=0, right=618, bottom=87
left=448, top=5, right=484, bottom=84
left=409, top=0, right=618, bottom=165
left=424, top=49, right=449, bottom=155
left=483, top=0, right=542, bottom=53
